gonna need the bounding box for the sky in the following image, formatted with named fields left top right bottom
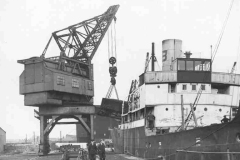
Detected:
left=0, top=0, right=240, bottom=140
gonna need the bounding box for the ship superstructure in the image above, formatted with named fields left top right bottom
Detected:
left=111, top=39, right=240, bottom=160
left=121, top=39, right=239, bottom=132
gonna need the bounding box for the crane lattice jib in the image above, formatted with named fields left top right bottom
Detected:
left=51, top=5, right=119, bottom=63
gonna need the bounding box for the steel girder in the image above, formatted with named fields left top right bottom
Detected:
left=43, top=5, right=119, bottom=64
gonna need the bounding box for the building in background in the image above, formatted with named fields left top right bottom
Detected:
left=0, top=127, right=6, bottom=152
left=64, top=134, right=77, bottom=142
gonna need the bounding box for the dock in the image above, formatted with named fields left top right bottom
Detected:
left=0, top=153, right=145, bottom=160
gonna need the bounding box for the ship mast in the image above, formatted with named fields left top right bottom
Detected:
left=144, top=42, right=159, bottom=72
left=152, top=43, right=155, bottom=71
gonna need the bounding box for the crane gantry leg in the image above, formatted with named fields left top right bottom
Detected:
left=37, top=106, right=95, bottom=156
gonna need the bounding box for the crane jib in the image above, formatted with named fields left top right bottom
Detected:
left=42, top=5, right=120, bottom=64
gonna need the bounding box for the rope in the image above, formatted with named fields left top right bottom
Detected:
left=108, top=27, right=110, bottom=63
left=119, top=122, right=240, bottom=159
left=107, top=22, right=117, bottom=66
left=111, top=22, right=114, bottom=58
left=118, top=133, right=240, bottom=159
left=230, top=27, right=240, bottom=120
left=184, top=0, right=235, bottom=124
left=211, top=0, right=235, bottom=63
left=114, top=20, right=117, bottom=66
left=108, top=21, right=117, bottom=61
left=176, top=150, right=240, bottom=154
left=164, top=116, right=240, bottom=159
left=188, top=0, right=235, bottom=124
left=105, top=20, right=118, bottom=99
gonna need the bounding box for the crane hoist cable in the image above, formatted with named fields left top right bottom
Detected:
left=106, top=18, right=119, bottom=99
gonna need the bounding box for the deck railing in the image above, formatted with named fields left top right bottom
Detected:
left=121, top=145, right=240, bottom=160
left=175, top=149, right=240, bottom=160
left=142, top=71, right=240, bottom=86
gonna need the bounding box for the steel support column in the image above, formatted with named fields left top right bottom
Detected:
left=39, top=113, right=95, bottom=155
left=90, top=115, right=94, bottom=140
left=76, top=115, right=91, bottom=133
left=44, top=116, right=60, bottom=135
left=40, top=116, right=49, bottom=155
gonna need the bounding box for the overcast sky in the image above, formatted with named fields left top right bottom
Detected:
left=0, top=0, right=240, bottom=140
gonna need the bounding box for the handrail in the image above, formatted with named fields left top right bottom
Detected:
left=176, top=150, right=240, bottom=154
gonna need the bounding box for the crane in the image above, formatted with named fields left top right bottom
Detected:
left=18, top=4, right=120, bottom=106
left=39, top=5, right=120, bottom=78
left=17, top=5, right=120, bottom=155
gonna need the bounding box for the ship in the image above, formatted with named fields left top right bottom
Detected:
left=108, top=39, right=240, bottom=160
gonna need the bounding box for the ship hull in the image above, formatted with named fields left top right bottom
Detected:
left=111, top=120, right=240, bottom=160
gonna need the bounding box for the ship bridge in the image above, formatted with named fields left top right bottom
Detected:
left=140, top=39, right=240, bottom=86
left=174, top=57, right=211, bottom=83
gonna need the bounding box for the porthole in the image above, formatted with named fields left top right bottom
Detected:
left=236, top=133, right=240, bottom=142
left=219, top=109, right=222, bottom=112
left=157, top=85, right=160, bottom=88
left=204, top=108, right=207, bottom=111
left=165, top=108, right=168, bottom=111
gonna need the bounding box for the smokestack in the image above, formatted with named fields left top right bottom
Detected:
left=152, top=42, right=155, bottom=71
left=162, top=39, right=182, bottom=71
left=184, top=51, right=192, bottom=58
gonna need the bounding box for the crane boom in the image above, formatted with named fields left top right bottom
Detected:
left=43, top=5, right=119, bottom=64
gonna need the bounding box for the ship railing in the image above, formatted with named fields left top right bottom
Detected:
left=175, top=149, right=240, bottom=160
left=122, top=145, right=240, bottom=160
left=124, top=146, right=167, bottom=160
